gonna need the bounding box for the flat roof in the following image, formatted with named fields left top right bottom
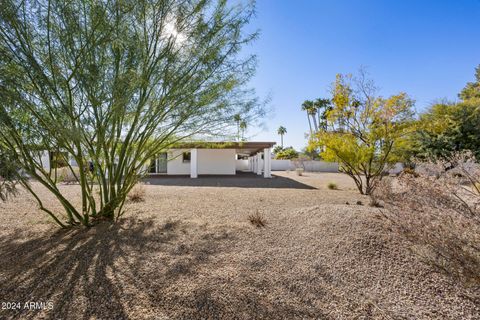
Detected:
left=170, top=141, right=276, bottom=156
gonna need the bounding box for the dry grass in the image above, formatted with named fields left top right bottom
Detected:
left=127, top=184, right=146, bottom=203
left=0, top=172, right=478, bottom=319
left=374, top=153, right=480, bottom=285
left=248, top=210, right=266, bottom=227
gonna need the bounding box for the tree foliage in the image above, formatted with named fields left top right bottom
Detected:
left=459, top=64, right=480, bottom=101
left=0, top=0, right=264, bottom=227
left=274, top=147, right=298, bottom=160
left=417, top=65, right=480, bottom=159
left=312, top=71, right=415, bottom=194
left=417, top=101, right=480, bottom=159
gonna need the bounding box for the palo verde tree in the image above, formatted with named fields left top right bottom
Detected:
left=312, top=70, right=415, bottom=195
left=0, top=0, right=264, bottom=227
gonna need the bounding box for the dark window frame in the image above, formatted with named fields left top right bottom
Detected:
left=182, top=152, right=191, bottom=163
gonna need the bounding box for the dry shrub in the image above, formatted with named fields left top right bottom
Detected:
left=128, top=184, right=146, bottom=203
left=373, top=151, right=480, bottom=284
left=401, top=167, right=419, bottom=177
left=327, top=182, right=338, bottom=190
left=0, top=177, right=18, bottom=201
left=52, top=166, right=80, bottom=184
left=0, top=151, right=20, bottom=201
left=248, top=210, right=266, bottom=228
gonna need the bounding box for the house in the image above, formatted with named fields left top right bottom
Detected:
left=148, top=141, right=276, bottom=178
left=37, top=141, right=276, bottom=178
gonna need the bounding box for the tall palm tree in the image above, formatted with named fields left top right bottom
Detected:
left=239, top=120, right=247, bottom=141
left=277, top=126, right=287, bottom=147
left=301, top=100, right=317, bottom=133
left=314, top=98, right=332, bottom=130
left=233, top=113, right=242, bottom=141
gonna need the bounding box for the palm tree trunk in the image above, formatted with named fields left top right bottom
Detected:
left=281, top=134, right=284, bottom=147
left=311, top=114, right=319, bottom=133
left=307, top=113, right=313, bottom=135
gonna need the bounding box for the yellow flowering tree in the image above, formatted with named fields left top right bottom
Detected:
left=312, top=71, right=415, bottom=194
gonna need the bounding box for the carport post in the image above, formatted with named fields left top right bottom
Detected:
left=190, top=148, right=198, bottom=178
left=256, top=153, right=262, bottom=175
left=264, top=148, right=272, bottom=178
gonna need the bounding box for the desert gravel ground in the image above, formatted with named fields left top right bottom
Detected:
left=0, top=172, right=479, bottom=319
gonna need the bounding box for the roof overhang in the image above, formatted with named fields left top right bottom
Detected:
left=170, top=141, right=276, bottom=156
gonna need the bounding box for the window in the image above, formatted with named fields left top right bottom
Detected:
left=149, top=158, right=157, bottom=173
left=182, top=152, right=191, bottom=163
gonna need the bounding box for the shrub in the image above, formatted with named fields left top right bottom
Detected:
left=52, top=167, right=80, bottom=184
left=369, top=197, right=382, bottom=207
left=373, top=151, right=480, bottom=284
left=127, top=184, right=146, bottom=203
left=402, top=167, right=419, bottom=177
left=0, top=149, right=20, bottom=201
left=248, top=210, right=266, bottom=228
left=275, top=147, right=298, bottom=160
left=327, top=182, right=338, bottom=190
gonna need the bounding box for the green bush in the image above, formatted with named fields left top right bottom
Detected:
left=275, top=147, right=299, bottom=160
left=327, top=182, right=338, bottom=190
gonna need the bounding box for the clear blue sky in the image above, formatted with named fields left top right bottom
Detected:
left=245, top=0, right=480, bottom=150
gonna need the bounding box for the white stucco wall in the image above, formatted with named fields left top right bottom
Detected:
left=167, top=149, right=191, bottom=175
left=198, top=149, right=235, bottom=175
left=166, top=148, right=236, bottom=175
left=303, top=161, right=339, bottom=172
left=387, top=162, right=404, bottom=175
left=40, top=151, right=50, bottom=171
left=271, top=159, right=294, bottom=171
left=271, top=159, right=339, bottom=172
left=235, top=159, right=249, bottom=171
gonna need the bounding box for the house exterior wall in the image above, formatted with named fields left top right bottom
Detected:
left=197, top=149, right=235, bottom=175
left=167, top=149, right=191, bottom=175
left=166, top=148, right=236, bottom=175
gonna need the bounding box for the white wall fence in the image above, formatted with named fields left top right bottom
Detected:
left=271, top=160, right=404, bottom=174
left=270, top=160, right=339, bottom=172
left=235, top=159, right=249, bottom=171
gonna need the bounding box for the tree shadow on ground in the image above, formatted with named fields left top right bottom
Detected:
left=0, top=218, right=328, bottom=319
left=144, top=172, right=316, bottom=190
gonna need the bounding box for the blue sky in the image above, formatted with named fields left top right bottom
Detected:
left=245, top=0, right=480, bottom=150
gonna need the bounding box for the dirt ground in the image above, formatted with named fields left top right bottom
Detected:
left=0, top=172, right=478, bottom=319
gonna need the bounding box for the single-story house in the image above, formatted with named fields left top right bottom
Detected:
left=38, top=141, right=276, bottom=179
left=148, top=141, right=276, bottom=178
